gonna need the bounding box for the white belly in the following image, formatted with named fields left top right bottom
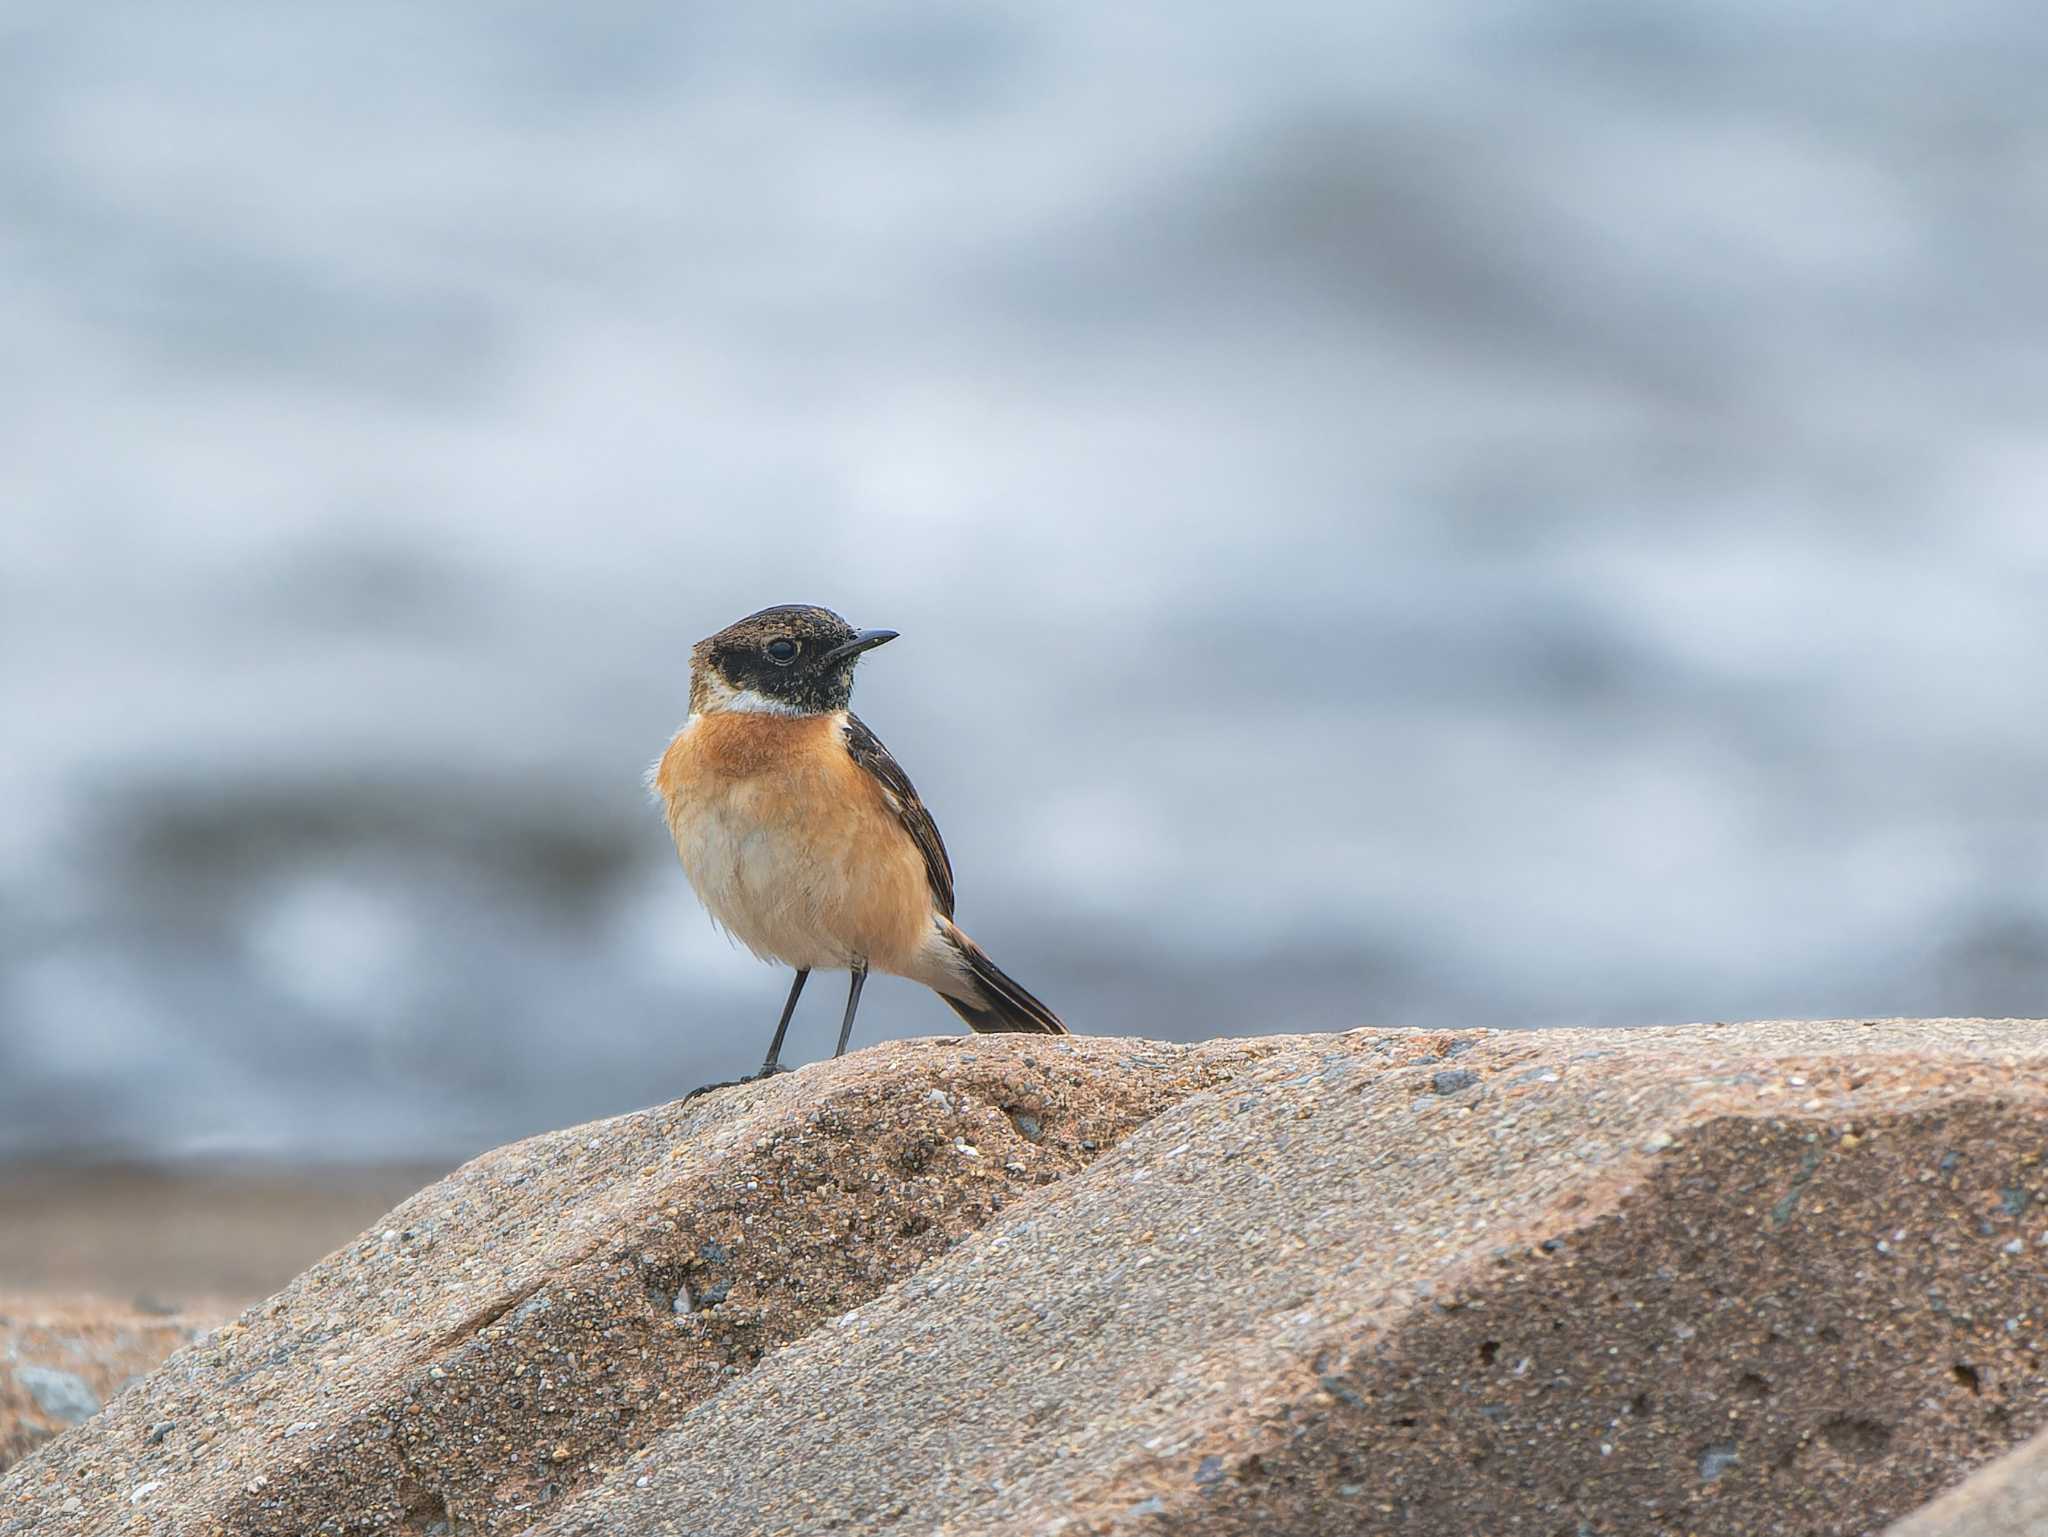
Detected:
left=656, top=710, right=948, bottom=979
left=673, top=797, right=864, bottom=970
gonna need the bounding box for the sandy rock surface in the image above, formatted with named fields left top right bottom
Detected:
left=537, top=1019, right=2048, bottom=1537
left=4, top=1021, right=2046, bottom=1537
left=1, top=1034, right=1276, bottom=1535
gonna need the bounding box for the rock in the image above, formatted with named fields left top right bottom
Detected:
left=1887, top=1422, right=2048, bottom=1536
left=0, top=1034, right=1276, bottom=1535
left=527, top=1020, right=2048, bottom=1537
left=0, top=1298, right=218, bottom=1475
left=10, top=1370, right=97, bottom=1427
left=4, top=1021, right=2046, bottom=1537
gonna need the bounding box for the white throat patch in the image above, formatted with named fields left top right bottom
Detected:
left=690, top=669, right=809, bottom=718
left=721, top=689, right=806, bottom=716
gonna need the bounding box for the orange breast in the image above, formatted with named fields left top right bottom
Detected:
left=657, top=710, right=840, bottom=793
left=656, top=711, right=935, bottom=973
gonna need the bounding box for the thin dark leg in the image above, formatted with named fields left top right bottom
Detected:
left=832, top=963, right=868, bottom=1059
left=759, top=968, right=809, bottom=1077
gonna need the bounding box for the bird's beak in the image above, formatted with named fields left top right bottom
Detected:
left=821, top=628, right=899, bottom=666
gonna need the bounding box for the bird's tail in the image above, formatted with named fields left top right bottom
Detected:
left=936, top=923, right=1066, bottom=1034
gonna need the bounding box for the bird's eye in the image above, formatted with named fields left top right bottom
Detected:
left=766, top=637, right=799, bottom=664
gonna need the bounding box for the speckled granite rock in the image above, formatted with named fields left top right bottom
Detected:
left=0, top=1035, right=1278, bottom=1535
left=1, top=1299, right=218, bottom=1475
left=1888, top=1421, right=2048, bottom=1536
left=5, top=1022, right=2046, bottom=1537
left=535, top=1021, right=2048, bottom=1537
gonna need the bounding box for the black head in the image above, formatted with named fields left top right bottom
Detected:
left=689, top=604, right=898, bottom=716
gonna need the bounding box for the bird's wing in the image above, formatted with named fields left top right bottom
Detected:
left=843, top=711, right=956, bottom=918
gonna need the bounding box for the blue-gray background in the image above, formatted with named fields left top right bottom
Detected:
left=5, top=2, right=2046, bottom=1165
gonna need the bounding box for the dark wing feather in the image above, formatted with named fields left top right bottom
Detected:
left=843, top=712, right=955, bottom=917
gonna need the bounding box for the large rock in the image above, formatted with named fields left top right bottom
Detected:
left=536, top=1019, right=2048, bottom=1537
left=0, top=1035, right=1274, bottom=1535
left=1, top=1299, right=216, bottom=1475
left=4, top=1021, right=2046, bottom=1536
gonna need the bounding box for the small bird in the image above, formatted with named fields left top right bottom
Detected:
left=653, top=604, right=1065, bottom=1078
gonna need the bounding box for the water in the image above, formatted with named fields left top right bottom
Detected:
left=4, top=1, right=2047, bottom=1162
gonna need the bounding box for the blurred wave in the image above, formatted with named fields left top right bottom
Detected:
left=4, top=1, right=2047, bottom=1161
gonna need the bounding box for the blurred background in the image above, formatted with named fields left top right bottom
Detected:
left=4, top=2, right=2048, bottom=1292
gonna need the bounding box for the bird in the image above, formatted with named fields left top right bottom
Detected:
left=652, top=603, right=1066, bottom=1079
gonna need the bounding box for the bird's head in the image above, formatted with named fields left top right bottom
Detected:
left=689, top=605, right=898, bottom=717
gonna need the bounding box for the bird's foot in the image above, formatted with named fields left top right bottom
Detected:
left=675, top=1057, right=794, bottom=1106
left=679, top=1075, right=750, bottom=1106
left=678, top=1063, right=794, bottom=1107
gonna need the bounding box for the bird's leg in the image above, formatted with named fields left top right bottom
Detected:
left=832, top=963, right=869, bottom=1059
left=758, top=968, right=809, bottom=1078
